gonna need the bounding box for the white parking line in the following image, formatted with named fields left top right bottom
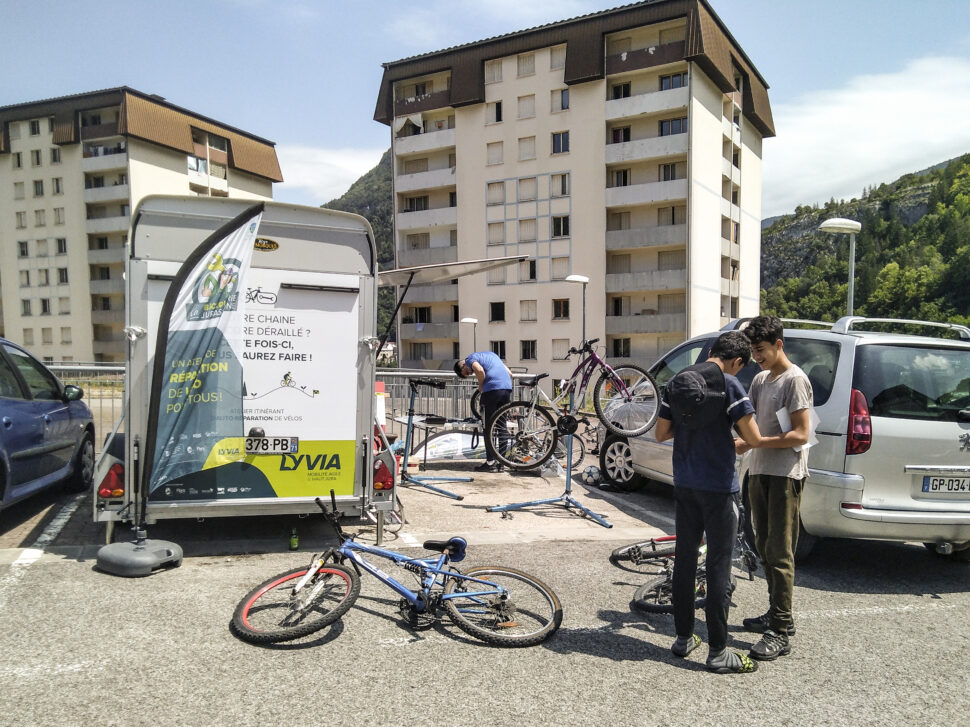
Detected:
left=796, top=602, right=958, bottom=620
left=31, top=492, right=85, bottom=549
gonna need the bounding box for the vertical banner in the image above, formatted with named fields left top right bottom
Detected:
left=142, top=204, right=263, bottom=499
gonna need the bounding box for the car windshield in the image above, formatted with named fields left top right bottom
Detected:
left=853, top=343, right=970, bottom=421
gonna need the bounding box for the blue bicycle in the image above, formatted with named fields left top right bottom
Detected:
left=231, top=492, right=563, bottom=647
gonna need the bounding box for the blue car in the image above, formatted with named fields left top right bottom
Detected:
left=0, top=338, right=95, bottom=512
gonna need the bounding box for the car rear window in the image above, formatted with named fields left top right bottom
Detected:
left=784, top=338, right=840, bottom=406
left=853, top=343, right=970, bottom=421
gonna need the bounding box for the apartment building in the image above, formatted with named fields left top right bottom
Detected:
left=0, top=87, right=282, bottom=362
left=375, top=0, right=773, bottom=375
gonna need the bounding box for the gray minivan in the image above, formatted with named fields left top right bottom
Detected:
left=599, top=317, right=970, bottom=561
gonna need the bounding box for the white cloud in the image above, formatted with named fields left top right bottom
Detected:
left=273, top=145, right=386, bottom=207
left=764, top=56, right=970, bottom=216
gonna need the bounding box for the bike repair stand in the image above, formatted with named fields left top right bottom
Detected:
left=398, top=379, right=468, bottom=500
left=486, top=391, right=611, bottom=528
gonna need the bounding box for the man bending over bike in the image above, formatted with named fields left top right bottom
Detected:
left=455, top=351, right=513, bottom=472
left=654, top=331, right=763, bottom=674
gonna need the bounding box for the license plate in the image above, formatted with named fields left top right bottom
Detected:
left=245, top=436, right=299, bottom=455
left=922, top=476, right=970, bottom=494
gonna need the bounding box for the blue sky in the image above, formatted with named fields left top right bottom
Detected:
left=6, top=0, right=970, bottom=216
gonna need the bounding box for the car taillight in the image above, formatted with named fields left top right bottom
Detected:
left=847, top=388, right=871, bottom=455
left=98, top=463, right=125, bottom=498
left=373, top=459, right=395, bottom=490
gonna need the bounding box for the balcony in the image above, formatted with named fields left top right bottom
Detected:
left=605, top=134, right=688, bottom=164
left=91, top=309, right=125, bottom=325
left=84, top=183, right=130, bottom=204
left=395, top=127, right=456, bottom=156
left=606, top=312, right=686, bottom=335
left=720, top=237, right=740, bottom=259
left=722, top=116, right=741, bottom=140
left=396, top=206, right=457, bottom=230
left=402, top=283, right=459, bottom=303
left=86, top=215, right=130, bottom=234
left=92, top=337, right=125, bottom=356
left=394, top=89, right=452, bottom=118
left=90, top=279, right=125, bottom=294
left=397, top=246, right=458, bottom=268
left=720, top=278, right=740, bottom=297
left=605, top=40, right=685, bottom=75
left=606, top=224, right=686, bottom=251
left=82, top=149, right=127, bottom=172
left=399, top=358, right=452, bottom=371
left=395, top=166, right=457, bottom=193
left=400, top=322, right=459, bottom=339
left=606, top=178, right=687, bottom=208
left=721, top=157, right=740, bottom=180
left=605, top=86, right=688, bottom=121
left=80, top=122, right=121, bottom=140
left=86, top=247, right=125, bottom=265
left=720, top=198, right=739, bottom=220
left=605, top=268, right=686, bottom=293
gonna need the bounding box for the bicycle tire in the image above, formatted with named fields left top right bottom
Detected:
left=609, top=539, right=677, bottom=567
left=231, top=563, right=360, bottom=644
left=444, top=566, right=563, bottom=647
left=632, top=574, right=706, bottom=614
left=487, top=400, right=559, bottom=470
left=470, top=390, right=482, bottom=421
left=554, top=434, right=585, bottom=469
left=593, top=364, right=659, bottom=438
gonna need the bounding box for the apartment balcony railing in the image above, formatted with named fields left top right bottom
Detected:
left=606, top=312, right=686, bottom=335
left=720, top=198, right=739, bottom=220
left=86, top=215, right=130, bottom=234
left=92, top=338, right=125, bottom=355
left=720, top=278, right=740, bottom=297
left=721, top=157, right=740, bottom=180
left=396, top=206, right=457, bottom=230
left=86, top=247, right=125, bottom=265
left=395, top=166, right=457, bottom=193
left=605, top=133, right=688, bottom=164
left=720, top=237, right=740, bottom=259
left=605, top=178, right=687, bottom=208
left=399, top=358, right=453, bottom=371
left=395, top=127, right=456, bottom=156
left=80, top=122, right=121, bottom=140
left=606, top=224, right=686, bottom=251
left=605, top=85, right=689, bottom=121
left=400, top=322, right=459, bottom=339
left=397, top=245, right=458, bottom=268
left=722, top=116, right=741, bottom=140
left=394, top=89, right=452, bottom=118
left=605, top=40, right=686, bottom=75
left=401, top=283, right=459, bottom=303
left=83, top=183, right=129, bottom=204
left=90, top=309, right=125, bottom=324
left=90, top=279, right=125, bottom=294
left=605, top=268, right=687, bottom=293
left=82, top=152, right=128, bottom=172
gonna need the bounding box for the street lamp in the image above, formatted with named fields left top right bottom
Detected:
left=565, top=274, right=590, bottom=342
left=460, top=317, right=478, bottom=351
left=819, top=217, right=862, bottom=315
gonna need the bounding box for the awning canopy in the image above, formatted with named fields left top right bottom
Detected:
left=377, top=255, right=528, bottom=286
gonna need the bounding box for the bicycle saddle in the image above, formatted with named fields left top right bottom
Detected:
left=422, top=536, right=467, bottom=562
left=410, top=378, right=446, bottom=390
left=520, top=373, right=549, bottom=388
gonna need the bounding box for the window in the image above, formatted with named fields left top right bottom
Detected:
left=36, top=239, right=48, bottom=256
left=489, top=301, right=505, bottom=322
left=19, top=271, right=30, bottom=287
left=60, top=327, right=72, bottom=344
left=487, top=141, right=503, bottom=165
left=551, top=257, right=569, bottom=280
left=660, top=27, right=686, bottom=44
left=517, top=95, right=535, bottom=119
left=42, top=327, right=53, bottom=344
left=487, top=101, right=503, bottom=123
left=50, top=148, right=61, bottom=164
left=29, top=119, right=41, bottom=135
left=552, top=339, right=569, bottom=360
left=449, top=228, right=458, bottom=246
left=59, top=297, right=70, bottom=314
left=487, top=266, right=506, bottom=284
left=52, top=177, right=63, bottom=194
left=449, top=191, right=457, bottom=207
left=22, top=329, right=34, bottom=346
left=552, top=215, right=570, bottom=238
left=611, top=82, right=631, bottom=100
left=34, top=210, right=46, bottom=226
left=31, top=149, right=42, bottom=166
left=404, top=195, right=428, bottom=212
left=410, top=306, right=431, bottom=324
left=13, top=181, right=24, bottom=199
left=661, top=162, right=685, bottom=181
left=98, top=267, right=110, bottom=280
left=552, top=131, right=569, bottom=154
left=658, top=205, right=687, bottom=225
left=551, top=173, right=569, bottom=197
left=412, top=81, right=427, bottom=97
left=660, top=117, right=688, bottom=136
left=519, top=260, right=536, bottom=282
left=518, top=177, right=537, bottom=201
left=660, top=72, right=688, bottom=90
left=99, top=296, right=110, bottom=311
left=57, top=268, right=69, bottom=284
left=520, top=340, right=537, bottom=360
left=518, top=136, right=536, bottom=161
left=410, top=342, right=432, bottom=360
left=488, top=222, right=505, bottom=245
left=53, top=208, right=64, bottom=225
left=552, top=88, right=569, bottom=112
left=608, top=254, right=631, bottom=274
left=520, top=299, right=537, bottom=321
left=95, top=236, right=108, bottom=249
left=18, top=241, right=29, bottom=257
left=658, top=250, right=686, bottom=271
left=16, top=211, right=27, bottom=229
left=518, top=218, right=536, bottom=242
left=406, top=233, right=429, bottom=250
left=553, top=299, right=570, bottom=320
left=607, top=211, right=631, bottom=231
left=485, top=59, right=502, bottom=83
left=517, top=52, right=535, bottom=77
left=612, top=338, right=631, bottom=358
left=487, top=182, right=505, bottom=205
left=658, top=293, right=686, bottom=314
left=21, top=300, right=32, bottom=316
left=550, top=45, right=566, bottom=70
left=611, top=169, right=630, bottom=187
left=490, top=340, right=507, bottom=359
left=607, top=37, right=631, bottom=55
left=38, top=269, right=49, bottom=286
left=611, top=126, right=631, bottom=143
left=403, top=158, right=428, bottom=174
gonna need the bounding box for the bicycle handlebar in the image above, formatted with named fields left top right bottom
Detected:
left=567, top=338, right=600, bottom=355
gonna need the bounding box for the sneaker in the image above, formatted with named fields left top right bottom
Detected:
left=749, top=629, right=791, bottom=661
left=671, top=633, right=701, bottom=658
left=706, top=650, right=759, bottom=674
left=743, top=611, right=796, bottom=636
left=474, top=461, right=503, bottom=472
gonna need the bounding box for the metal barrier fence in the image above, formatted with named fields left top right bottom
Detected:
left=50, top=363, right=125, bottom=452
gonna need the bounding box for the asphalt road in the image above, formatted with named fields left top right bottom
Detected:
left=1, top=466, right=967, bottom=727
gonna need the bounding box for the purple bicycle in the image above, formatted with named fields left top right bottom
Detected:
left=486, top=338, right=659, bottom=470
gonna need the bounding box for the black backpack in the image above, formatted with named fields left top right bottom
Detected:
left=665, top=361, right=727, bottom=429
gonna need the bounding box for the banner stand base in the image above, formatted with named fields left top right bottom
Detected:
left=96, top=531, right=183, bottom=577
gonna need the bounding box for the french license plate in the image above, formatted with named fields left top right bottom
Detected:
left=245, top=436, right=299, bottom=455
left=922, top=476, right=970, bottom=494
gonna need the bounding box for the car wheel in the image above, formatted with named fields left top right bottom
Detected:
left=64, top=432, right=95, bottom=493
left=793, top=519, right=817, bottom=562
left=599, top=435, right=642, bottom=490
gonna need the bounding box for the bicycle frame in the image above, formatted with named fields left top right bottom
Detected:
left=543, top=343, right=635, bottom=414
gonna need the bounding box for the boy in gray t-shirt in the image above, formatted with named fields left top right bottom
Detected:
left=736, top=316, right=814, bottom=662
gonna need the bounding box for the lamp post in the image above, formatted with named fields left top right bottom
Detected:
left=460, top=317, right=478, bottom=351
left=565, top=274, right=590, bottom=342
left=819, top=217, right=862, bottom=315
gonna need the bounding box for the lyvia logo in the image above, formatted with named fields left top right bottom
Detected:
left=186, top=251, right=243, bottom=321
left=279, top=453, right=342, bottom=471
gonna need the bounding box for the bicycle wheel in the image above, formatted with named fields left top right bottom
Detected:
left=487, top=401, right=559, bottom=470
left=444, top=566, right=563, bottom=647
left=554, top=434, right=585, bottom=469
left=593, top=364, right=659, bottom=438
left=231, top=563, right=360, bottom=644
left=609, top=538, right=677, bottom=571
left=632, top=574, right=706, bottom=614
left=470, top=390, right=482, bottom=421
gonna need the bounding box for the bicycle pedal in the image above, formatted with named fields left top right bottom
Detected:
left=500, top=511, right=514, bottom=520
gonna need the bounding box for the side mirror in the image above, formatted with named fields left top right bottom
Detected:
left=63, top=384, right=85, bottom=402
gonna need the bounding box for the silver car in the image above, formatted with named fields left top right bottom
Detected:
left=599, top=317, right=970, bottom=561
